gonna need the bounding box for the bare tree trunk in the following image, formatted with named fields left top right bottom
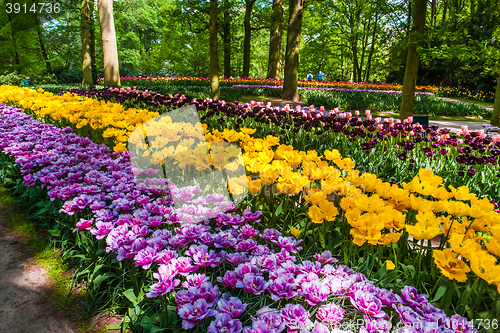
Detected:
left=81, top=0, right=93, bottom=84
left=491, top=71, right=500, bottom=126
left=281, top=0, right=305, bottom=101
left=243, top=0, right=256, bottom=77
left=442, top=3, right=447, bottom=24
left=209, top=0, right=220, bottom=99
left=365, top=15, right=378, bottom=82
left=98, top=0, right=121, bottom=87
left=221, top=5, right=231, bottom=78
left=6, top=12, right=20, bottom=66
left=359, top=19, right=370, bottom=82
left=90, top=0, right=97, bottom=85
left=431, top=0, right=437, bottom=26
left=34, top=13, right=52, bottom=73
left=266, top=0, right=284, bottom=79
left=399, top=0, right=427, bottom=120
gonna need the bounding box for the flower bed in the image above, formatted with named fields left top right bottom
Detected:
left=0, top=103, right=483, bottom=332
left=109, top=75, right=438, bottom=93
left=438, top=87, right=495, bottom=104
left=47, top=86, right=500, bottom=205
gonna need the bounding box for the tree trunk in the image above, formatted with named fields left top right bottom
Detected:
left=281, top=0, right=304, bottom=102
left=266, top=0, right=284, bottom=79
left=6, top=12, right=20, bottom=66
left=365, top=15, right=378, bottom=82
left=359, top=19, right=370, bottom=82
left=431, top=0, right=437, bottom=26
left=352, top=40, right=358, bottom=82
left=222, top=7, right=231, bottom=78
left=34, top=13, right=52, bottom=72
left=81, top=0, right=93, bottom=84
left=209, top=0, right=220, bottom=99
left=442, top=3, right=447, bottom=24
left=90, top=0, right=97, bottom=85
left=491, top=71, right=500, bottom=126
left=98, top=0, right=121, bottom=87
left=243, top=0, right=256, bottom=77
left=399, top=0, right=427, bottom=120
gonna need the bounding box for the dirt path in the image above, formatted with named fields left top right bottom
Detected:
left=438, top=97, right=494, bottom=111
left=0, top=208, right=79, bottom=333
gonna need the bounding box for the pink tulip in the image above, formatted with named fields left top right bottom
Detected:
left=403, top=119, right=408, bottom=124
left=320, top=106, right=325, bottom=111
left=377, top=124, right=384, bottom=130
left=461, top=125, right=468, bottom=131
left=250, top=101, right=256, bottom=106
left=367, top=114, right=373, bottom=121
left=339, top=113, right=346, bottom=119
left=355, top=110, right=360, bottom=116
left=478, top=130, right=487, bottom=139
left=267, top=102, right=272, bottom=107
left=388, top=118, right=394, bottom=124
left=458, top=139, right=464, bottom=145
left=408, top=130, right=414, bottom=136
left=365, top=110, right=371, bottom=116
left=347, top=112, right=352, bottom=118
left=407, top=117, right=413, bottom=123
left=395, top=119, right=401, bottom=124
left=375, top=117, right=382, bottom=124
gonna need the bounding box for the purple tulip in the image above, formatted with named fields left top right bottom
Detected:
left=217, top=294, right=247, bottom=318
left=280, top=303, right=313, bottom=333
left=178, top=298, right=217, bottom=329
left=350, top=290, right=386, bottom=318
left=208, top=313, right=243, bottom=333
left=316, top=303, right=344, bottom=326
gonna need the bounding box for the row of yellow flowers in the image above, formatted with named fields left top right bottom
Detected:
left=206, top=127, right=500, bottom=290
left=0, top=86, right=154, bottom=152
left=1, top=85, right=498, bottom=291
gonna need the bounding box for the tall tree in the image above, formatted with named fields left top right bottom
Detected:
left=81, top=0, right=93, bottom=84
left=399, top=0, right=426, bottom=120
left=266, top=0, right=284, bottom=79
left=34, top=12, right=52, bottom=72
left=209, top=0, right=220, bottom=99
left=492, top=71, right=500, bottom=126
left=243, top=0, right=257, bottom=77
left=220, top=0, right=232, bottom=78
left=281, top=0, right=306, bottom=101
left=99, top=0, right=121, bottom=87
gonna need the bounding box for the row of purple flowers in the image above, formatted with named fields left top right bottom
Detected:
left=0, top=103, right=478, bottom=333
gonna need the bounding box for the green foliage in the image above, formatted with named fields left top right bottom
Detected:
left=0, top=71, right=25, bottom=86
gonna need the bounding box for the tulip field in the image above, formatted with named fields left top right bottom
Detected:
left=0, top=84, right=499, bottom=333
